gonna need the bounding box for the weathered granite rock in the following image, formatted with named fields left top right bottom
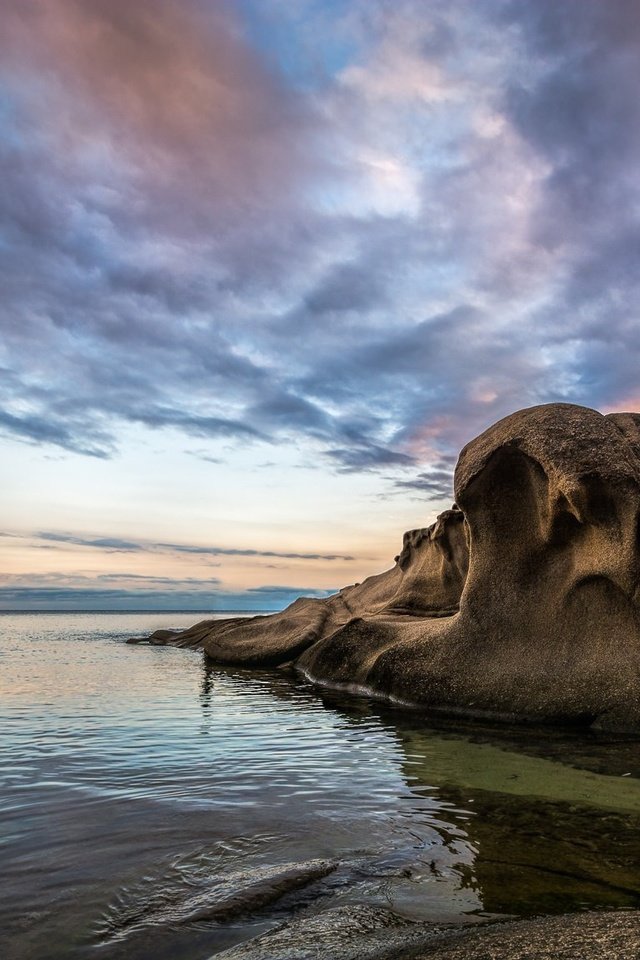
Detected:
left=133, top=403, right=640, bottom=731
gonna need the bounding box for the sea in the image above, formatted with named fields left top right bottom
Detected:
left=2, top=611, right=640, bottom=960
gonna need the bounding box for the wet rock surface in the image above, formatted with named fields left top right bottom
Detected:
left=211, top=904, right=450, bottom=960
left=211, top=909, right=640, bottom=960
left=401, top=910, right=640, bottom=960
left=133, top=403, right=640, bottom=732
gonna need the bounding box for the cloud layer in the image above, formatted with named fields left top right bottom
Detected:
left=2, top=0, right=640, bottom=483
left=24, top=530, right=354, bottom=562
left=2, top=1, right=640, bottom=607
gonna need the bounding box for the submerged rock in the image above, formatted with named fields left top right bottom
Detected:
left=96, top=858, right=337, bottom=943
left=133, top=403, right=640, bottom=731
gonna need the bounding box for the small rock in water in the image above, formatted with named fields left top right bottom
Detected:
left=96, top=858, right=337, bottom=943
left=177, top=859, right=338, bottom=924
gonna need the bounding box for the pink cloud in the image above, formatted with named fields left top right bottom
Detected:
left=602, top=395, right=640, bottom=414
left=2, top=0, right=323, bottom=235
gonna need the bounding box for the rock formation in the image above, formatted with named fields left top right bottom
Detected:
left=132, top=403, right=640, bottom=731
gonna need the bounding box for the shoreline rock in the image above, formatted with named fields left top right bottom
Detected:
left=132, top=403, right=640, bottom=732
left=209, top=908, right=640, bottom=960
left=399, top=909, right=640, bottom=960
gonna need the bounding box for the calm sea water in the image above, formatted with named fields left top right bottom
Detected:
left=2, top=611, right=640, bottom=960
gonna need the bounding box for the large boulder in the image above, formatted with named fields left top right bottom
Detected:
left=133, top=403, right=640, bottom=731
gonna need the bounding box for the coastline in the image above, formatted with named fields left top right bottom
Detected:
left=210, top=908, right=640, bottom=959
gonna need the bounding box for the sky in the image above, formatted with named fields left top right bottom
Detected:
left=2, top=0, right=640, bottom=611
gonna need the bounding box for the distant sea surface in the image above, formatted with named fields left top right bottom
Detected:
left=2, top=611, right=640, bottom=960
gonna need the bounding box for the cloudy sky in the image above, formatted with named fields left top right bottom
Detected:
left=2, top=0, right=639, bottom=610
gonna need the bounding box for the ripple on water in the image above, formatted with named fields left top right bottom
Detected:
left=1, top=612, right=640, bottom=960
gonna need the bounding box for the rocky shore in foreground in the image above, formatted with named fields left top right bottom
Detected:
left=403, top=910, right=640, bottom=960
left=207, top=906, right=640, bottom=959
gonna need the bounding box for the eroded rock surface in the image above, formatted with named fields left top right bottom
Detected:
left=132, top=403, right=640, bottom=731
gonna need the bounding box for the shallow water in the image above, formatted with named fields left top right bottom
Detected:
left=1, top=612, right=640, bottom=959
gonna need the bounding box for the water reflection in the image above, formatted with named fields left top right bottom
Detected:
left=310, top=688, right=640, bottom=917
left=199, top=658, right=215, bottom=732
left=1, top=612, right=640, bottom=960
left=214, top=665, right=640, bottom=917
left=399, top=727, right=640, bottom=915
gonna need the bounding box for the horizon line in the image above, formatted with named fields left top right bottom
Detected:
left=0, top=608, right=272, bottom=614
